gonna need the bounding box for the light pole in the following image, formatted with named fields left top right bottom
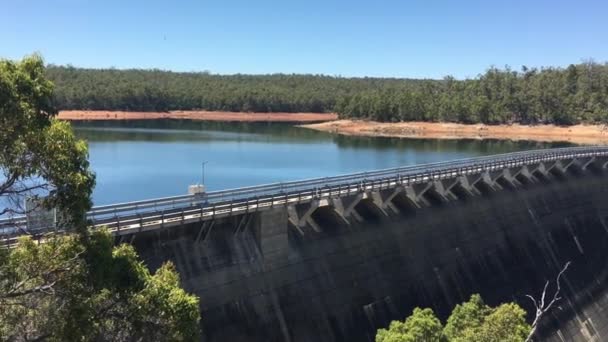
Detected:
left=201, top=161, right=209, bottom=185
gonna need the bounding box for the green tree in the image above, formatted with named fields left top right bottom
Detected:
left=376, top=295, right=531, bottom=342
left=0, top=231, right=201, bottom=341
left=0, top=233, right=84, bottom=340
left=443, top=294, right=492, bottom=340
left=0, top=55, right=201, bottom=341
left=376, top=308, right=446, bottom=342
left=446, top=295, right=529, bottom=342
left=0, top=54, right=95, bottom=230
left=468, top=303, right=530, bottom=342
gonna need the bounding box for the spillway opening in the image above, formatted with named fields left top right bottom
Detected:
left=312, top=206, right=349, bottom=233
left=495, top=176, right=517, bottom=190
left=391, top=192, right=420, bottom=214
left=515, top=173, right=533, bottom=186
left=422, top=189, right=446, bottom=207
left=449, top=183, right=473, bottom=201
left=354, top=199, right=384, bottom=222
left=566, top=163, right=584, bottom=177
left=474, top=180, right=495, bottom=196
left=548, top=167, right=567, bottom=180
left=531, top=170, right=548, bottom=183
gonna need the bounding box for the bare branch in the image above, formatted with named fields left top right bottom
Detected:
left=0, top=171, right=19, bottom=196
left=525, top=294, right=539, bottom=311
left=0, top=205, right=32, bottom=217
left=0, top=250, right=83, bottom=301
left=539, top=280, right=549, bottom=309
left=0, top=182, right=50, bottom=195
left=2, top=282, right=57, bottom=299
left=525, top=261, right=571, bottom=342
left=28, top=333, right=52, bottom=342
left=0, top=208, right=18, bottom=216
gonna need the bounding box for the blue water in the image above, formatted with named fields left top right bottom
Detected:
left=73, top=120, right=570, bottom=205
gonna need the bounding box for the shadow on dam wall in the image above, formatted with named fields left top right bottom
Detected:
left=131, top=173, right=608, bottom=342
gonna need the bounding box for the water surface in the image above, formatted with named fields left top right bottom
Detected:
left=73, top=120, right=571, bottom=205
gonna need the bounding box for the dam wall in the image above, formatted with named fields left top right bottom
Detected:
left=132, top=172, right=608, bottom=341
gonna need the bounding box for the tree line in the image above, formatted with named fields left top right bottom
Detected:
left=47, top=62, right=608, bottom=125
left=47, top=66, right=409, bottom=113
left=336, top=63, right=608, bottom=125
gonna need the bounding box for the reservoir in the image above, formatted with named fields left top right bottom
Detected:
left=73, top=120, right=570, bottom=205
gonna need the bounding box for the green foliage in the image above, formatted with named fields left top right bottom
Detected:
left=0, top=230, right=201, bottom=341
left=1, top=55, right=200, bottom=341
left=337, top=63, right=608, bottom=125
left=39, top=120, right=96, bottom=228
left=444, top=294, right=492, bottom=340
left=377, top=295, right=531, bottom=342
left=0, top=235, right=85, bottom=341
left=130, top=263, right=201, bottom=341
left=46, top=62, right=608, bottom=125
left=46, top=66, right=360, bottom=113
left=377, top=308, right=447, bottom=342
left=467, top=303, right=530, bottom=342
left=0, top=55, right=95, bottom=229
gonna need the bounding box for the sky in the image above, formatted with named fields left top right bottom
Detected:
left=2, top=0, right=607, bottom=79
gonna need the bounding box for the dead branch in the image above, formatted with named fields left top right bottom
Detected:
left=525, top=261, right=571, bottom=342
left=0, top=172, right=19, bottom=196
left=2, top=282, right=57, bottom=299
left=1, top=182, right=50, bottom=196
left=0, top=250, right=82, bottom=301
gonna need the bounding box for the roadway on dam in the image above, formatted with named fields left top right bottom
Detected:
left=2, top=146, right=607, bottom=241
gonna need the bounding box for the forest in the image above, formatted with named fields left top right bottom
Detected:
left=46, top=61, right=608, bottom=125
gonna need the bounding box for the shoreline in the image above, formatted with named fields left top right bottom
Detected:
left=57, top=110, right=337, bottom=123
left=301, top=120, right=608, bottom=145
left=57, top=111, right=608, bottom=145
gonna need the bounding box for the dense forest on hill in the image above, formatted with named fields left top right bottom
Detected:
left=47, top=66, right=416, bottom=113
left=46, top=62, right=608, bottom=125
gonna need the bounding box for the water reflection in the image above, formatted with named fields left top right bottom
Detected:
left=72, top=120, right=572, bottom=205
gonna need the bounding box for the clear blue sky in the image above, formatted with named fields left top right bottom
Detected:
left=2, top=0, right=607, bottom=78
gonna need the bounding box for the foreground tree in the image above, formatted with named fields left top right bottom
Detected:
left=0, top=231, right=200, bottom=341
left=0, top=55, right=201, bottom=341
left=377, top=295, right=530, bottom=342
left=376, top=308, right=446, bottom=342
left=0, top=54, right=94, bottom=231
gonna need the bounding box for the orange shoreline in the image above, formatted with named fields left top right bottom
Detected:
left=57, top=110, right=338, bottom=123
left=301, top=120, right=608, bottom=145
left=58, top=111, right=608, bottom=144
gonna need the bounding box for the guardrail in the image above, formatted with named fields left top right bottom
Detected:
left=2, top=146, right=608, bottom=241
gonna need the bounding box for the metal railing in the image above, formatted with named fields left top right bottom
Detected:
left=2, top=146, right=608, bottom=240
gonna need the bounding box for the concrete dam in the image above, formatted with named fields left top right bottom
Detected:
left=4, top=147, right=608, bottom=341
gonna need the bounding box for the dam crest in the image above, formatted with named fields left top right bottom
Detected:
left=4, top=147, right=608, bottom=341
